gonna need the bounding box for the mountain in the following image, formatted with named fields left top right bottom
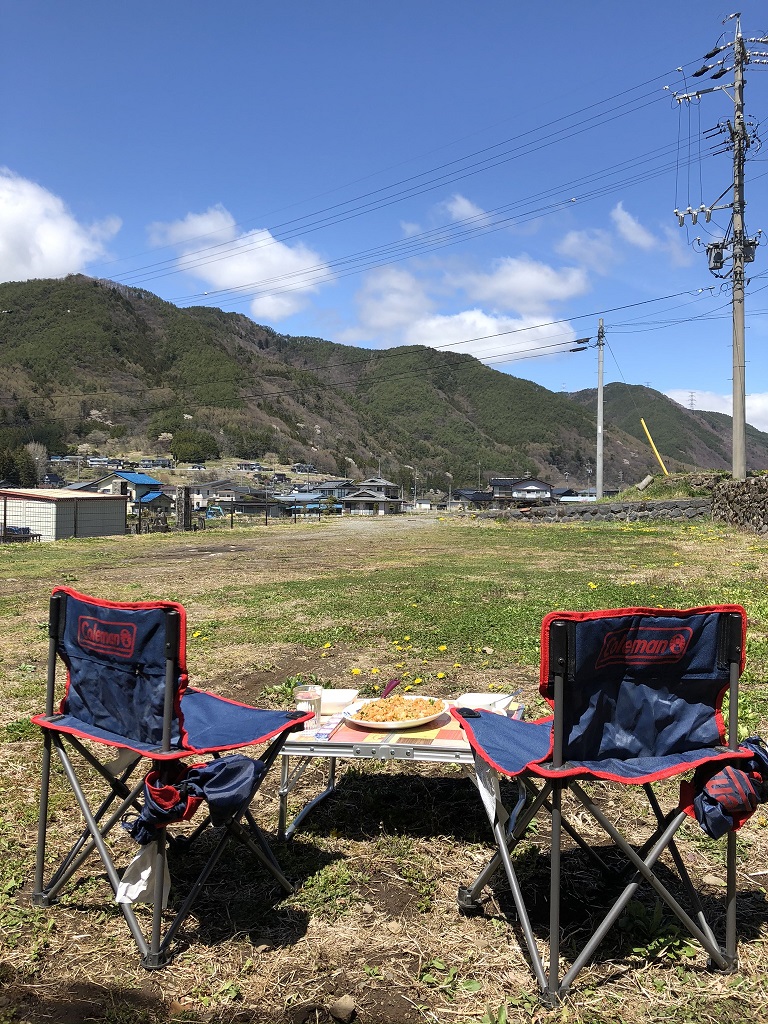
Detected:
left=0, top=275, right=764, bottom=489
left=571, top=383, right=768, bottom=474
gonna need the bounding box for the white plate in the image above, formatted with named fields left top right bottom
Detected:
left=320, top=688, right=359, bottom=715
left=343, top=696, right=447, bottom=730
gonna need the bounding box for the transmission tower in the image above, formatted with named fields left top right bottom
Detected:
left=672, top=13, right=766, bottom=480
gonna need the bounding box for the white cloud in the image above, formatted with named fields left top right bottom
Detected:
left=404, top=309, right=579, bottom=363
left=661, top=225, right=695, bottom=267
left=148, top=204, right=333, bottom=321
left=666, top=389, right=768, bottom=433
left=400, top=221, right=422, bottom=237
left=349, top=266, right=433, bottom=338
left=441, top=193, right=491, bottom=226
left=345, top=252, right=587, bottom=363
left=610, top=201, right=656, bottom=250
left=556, top=228, right=617, bottom=273
left=458, top=255, right=589, bottom=315
left=0, top=168, right=120, bottom=281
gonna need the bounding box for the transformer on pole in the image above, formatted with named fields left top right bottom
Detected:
left=672, top=13, right=765, bottom=481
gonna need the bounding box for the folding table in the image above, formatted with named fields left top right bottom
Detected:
left=278, top=705, right=518, bottom=839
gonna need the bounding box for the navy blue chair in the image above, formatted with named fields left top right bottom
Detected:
left=453, top=605, right=755, bottom=1003
left=32, top=586, right=310, bottom=967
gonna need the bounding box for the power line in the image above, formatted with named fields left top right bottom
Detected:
left=93, top=69, right=690, bottom=286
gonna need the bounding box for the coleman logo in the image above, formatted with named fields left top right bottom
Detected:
left=78, top=616, right=137, bottom=659
left=596, top=626, right=693, bottom=669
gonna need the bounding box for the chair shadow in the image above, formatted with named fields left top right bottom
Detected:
left=486, top=843, right=768, bottom=970
left=57, top=825, right=339, bottom=955
left=289, top=768, right=768, bottom=971
left=2, top=979, right=165, bottom=1024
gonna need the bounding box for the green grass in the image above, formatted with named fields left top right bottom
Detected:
left=180, top=520, right=768, bottom=681
left=2, top=516, right=768, bottom=1024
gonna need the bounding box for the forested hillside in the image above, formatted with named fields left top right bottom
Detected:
left=0, top=275, right=764, bottom=489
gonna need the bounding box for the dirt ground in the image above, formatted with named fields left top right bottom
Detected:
left=2, top=515, right=767, bottom=1024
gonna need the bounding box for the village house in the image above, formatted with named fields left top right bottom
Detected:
left=490, top=477, right=552, bottom=503
left=66, top=471, right=164, bottom=513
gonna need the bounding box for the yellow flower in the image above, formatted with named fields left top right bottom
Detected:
left=370, top=668, right=380, bottom=674
left=404, top=684, right=413, bottom=692
left=436, top=672, right=446, bottom=679
left=414, top=677, right=423, bottom=685
left=395, top=662, right=405, bottom=669
left=453, top=663, right=462, bottom=669
left=351, top=668, right=362, bottom=676
left=320, top=652, right=328, bottom=658
left=192, top=631, right=201, bottom=638
left=438, top=644, right=447, bottom=652
left=322, top=642, right=332, bottom=649
left=403, top=635, right=411, bottom=642
left=588, top=582, right=598, bottom=590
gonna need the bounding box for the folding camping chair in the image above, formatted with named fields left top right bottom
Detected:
left=453, top=605, right=759, bottom=1004
left=32, top=586, right=311, bottom=968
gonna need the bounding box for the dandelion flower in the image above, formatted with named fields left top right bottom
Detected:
left=453, top=663, right=462, bottom=669
left=403, top=636, right=411, bottom=642
left=370, top=667, right=380, bottom=674
left=351, top=668, right=362, bottom=676
left=438, top=644, right=447, bottom=652
left=437, top=672, right=446, bottom=679
left=322, top=642, right=332, bottom=649
left=414, top=677, right=423, bottom=685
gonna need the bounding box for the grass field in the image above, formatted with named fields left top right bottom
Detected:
left=1, top=514, right=767, bottom=1023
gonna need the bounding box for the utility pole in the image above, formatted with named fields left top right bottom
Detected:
left=672, top=14, right=764, bottom=481
left=731, top=31, right=747, bottom=481
left=596, top=319, right=605, bottom=499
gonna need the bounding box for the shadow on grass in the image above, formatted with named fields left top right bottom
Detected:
left=291, top=767, right=768, bottom=978
left=43, top=826, right=338, bottom=965
left=292, top=767, right=503, bottom=843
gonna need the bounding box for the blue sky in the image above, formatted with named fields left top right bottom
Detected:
left=3, top=2, right=768, bottom=428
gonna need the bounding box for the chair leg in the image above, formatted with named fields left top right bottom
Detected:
left=725, top=829, right=738, bottom=966
left=459, top=779, right=551, bottom=910
left=546, top=779, right=563, bottom=1006
left=644, top=786, right=719, bottom=953
left=51, top=735, right=151, bottom=958
left=568, top=783, right=729, bottom=972
left=33, top=732, right=53, bottom=904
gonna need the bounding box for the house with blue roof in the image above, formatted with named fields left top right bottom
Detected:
left=66, top=471, right=164, bottom=512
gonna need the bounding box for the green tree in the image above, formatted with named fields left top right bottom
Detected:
left=170, top=429, right=220, bottom=464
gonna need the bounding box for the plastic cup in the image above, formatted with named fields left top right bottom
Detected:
left=293, top=684, right=323, bottom=730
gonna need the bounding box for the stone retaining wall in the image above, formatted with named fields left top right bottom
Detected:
left=480, top=498, right=712, bottom=523
left=711, top=477, right=768, bottom=533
